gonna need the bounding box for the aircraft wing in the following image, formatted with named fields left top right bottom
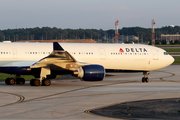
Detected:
left=30, top=42, right=87, bottom=71
left=30, top=42, right=105, bottom=82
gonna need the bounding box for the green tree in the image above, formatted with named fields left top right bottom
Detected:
left=155, top=40, right=160, bottom=45
left=161, top=40, right=167, bottom=45
left=174, top=40, right=180, bottom=44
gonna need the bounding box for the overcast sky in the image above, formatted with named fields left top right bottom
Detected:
left=0, top=0, right=180, bottom=30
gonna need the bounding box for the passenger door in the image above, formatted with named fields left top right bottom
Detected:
left=12, top=48, right=18, bottom=59
left=99, top=48, right=106, bottom=60
left=151, top=49, right=158, bottom=60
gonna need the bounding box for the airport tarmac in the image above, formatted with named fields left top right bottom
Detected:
left=0, top=65, right=179, bottom=120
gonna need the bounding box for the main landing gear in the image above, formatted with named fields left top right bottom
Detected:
left=142, top=72, right=149, bottom=83
left=5, top=77, right=51, bottom=86
left=5, top=67, right=52, bottom=86
left=29, top=67, right=51, bottom=86
left=5, top=77, right=25, bottom=85
left=30, top=78, right=51, bottom=86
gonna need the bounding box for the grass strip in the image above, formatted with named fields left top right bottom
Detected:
left=0, top=73, right=34, bottom=81
left=163, top=48, right=180, bottom=52
left=172, top=57, right=180, bottom=65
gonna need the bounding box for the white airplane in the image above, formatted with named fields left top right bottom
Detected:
left=0, top=41, right=174, bottom=86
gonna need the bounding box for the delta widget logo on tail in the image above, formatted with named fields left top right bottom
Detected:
left=119, top=48, right=148, bottom=52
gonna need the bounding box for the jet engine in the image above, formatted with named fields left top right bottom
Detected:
left=74, top=65, right=105, bottom=81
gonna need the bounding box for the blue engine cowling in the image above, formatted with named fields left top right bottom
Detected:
left=82, top=65, right=105, bottom=81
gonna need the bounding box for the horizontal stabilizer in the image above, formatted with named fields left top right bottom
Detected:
left=53, top=42, right=64, bottom=51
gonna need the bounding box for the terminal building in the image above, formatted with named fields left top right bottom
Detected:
left=119, top=35, right=139, bottom=43
left=161, top=34, right=180, bottom=44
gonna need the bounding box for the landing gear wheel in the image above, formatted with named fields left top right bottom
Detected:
left=5, top=78, right=15, bottom=85
left=5, top=78, right=10, bottom=85
left=142, top=77, right=145, bottom=83
left=42, top=79, right=51, bottom=86
left=9, top=78, right=15, bottom=85
left=30, top=79, right=35, bottom=86
left=16, top=78, right=25, bottom=85
left=142, top=72, right=150, bottom=83
left=30, top=79, right=40, bottom=86
left=145, top=78, right=149, bottom=83
left=34, top=79, right=40, bottom=86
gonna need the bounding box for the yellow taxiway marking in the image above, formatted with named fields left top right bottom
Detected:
left=84, top=102, right=125, bottom=120
left=0, top=92, right=25, bottom=107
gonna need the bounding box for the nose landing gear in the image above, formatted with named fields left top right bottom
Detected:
left=142, top=72, right=149, bottom=83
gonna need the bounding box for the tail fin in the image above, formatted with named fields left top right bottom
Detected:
left=53, top=42, right=64, bottom=51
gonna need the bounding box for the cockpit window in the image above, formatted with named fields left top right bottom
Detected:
left=164, top=52, right=168, bottom=55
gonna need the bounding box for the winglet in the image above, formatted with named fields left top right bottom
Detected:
left=53, top=42, right=64, bottom=51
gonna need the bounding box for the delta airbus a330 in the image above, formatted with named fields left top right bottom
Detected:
left=0, top=41, right=174, bottom=86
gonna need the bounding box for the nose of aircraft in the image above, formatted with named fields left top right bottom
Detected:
left=168, top=55, right=175, bottom=65
left=154, top=54, right=174, bottom=71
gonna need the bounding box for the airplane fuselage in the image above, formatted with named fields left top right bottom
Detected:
left=0, top=42, right=174, bottom=74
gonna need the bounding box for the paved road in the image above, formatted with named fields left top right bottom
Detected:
left=0, top=65, right=179, bottom=120
left=172, top=55, right=180, bottom=57
left=88, top=97, right=180, bottom=120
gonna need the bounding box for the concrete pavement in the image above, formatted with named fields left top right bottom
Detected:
left=0, top=65, right=179, bottom=119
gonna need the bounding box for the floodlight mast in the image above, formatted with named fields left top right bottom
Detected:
left=152, top=19, right=155, bottom=45
left=115, top=20, right=119, bottom=43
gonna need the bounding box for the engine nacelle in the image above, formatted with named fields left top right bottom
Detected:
left=75, top=65, right=105, bottom=81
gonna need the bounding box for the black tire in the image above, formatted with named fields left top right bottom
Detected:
left=8, top=78, right=15, bottom=85
left=30, top=79, right=35, bottom=86
left=145, top=78, right=149, bottom=83
left=142, top=77, right=145, bottom=83
left=42, top=79, right=51, bottom=86
left=34, top=79, right=40, bottom=86
left=16, top=78, right=25, bottom=85
left=5, top=78, right=10, bottom=85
